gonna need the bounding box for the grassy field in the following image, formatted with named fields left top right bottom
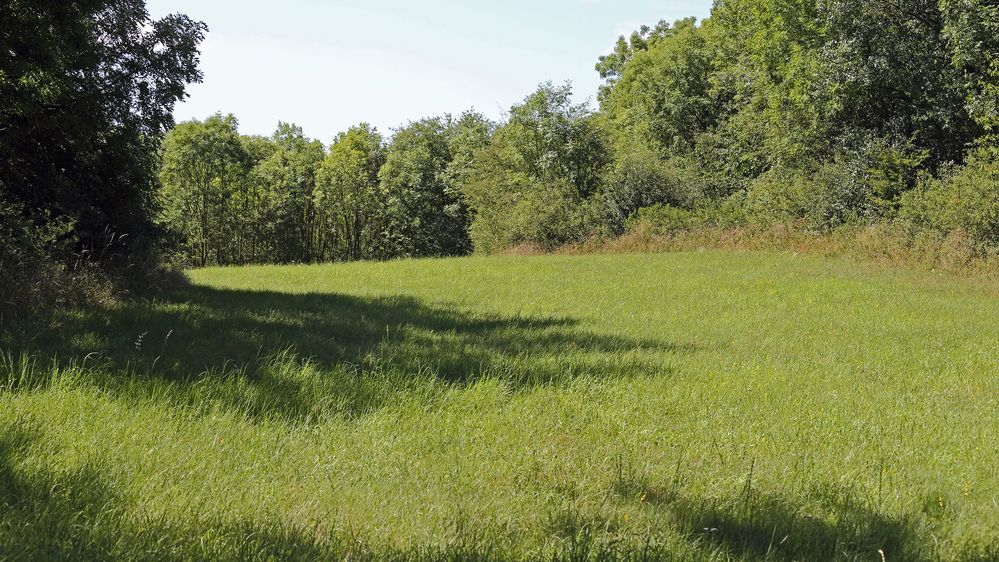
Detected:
left=1, top=251, right=997, bottom=561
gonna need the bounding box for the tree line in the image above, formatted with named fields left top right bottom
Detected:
left=3, top=0, right=999, bottom=310
left=159, top=114, right=490, bottom=266
left=160, top=0, right=999, bottom=266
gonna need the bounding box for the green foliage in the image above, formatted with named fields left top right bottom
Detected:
left=602, top=152, right=701, bottom=233
left=595, top=20, right=677, bottom=91
left=744, top=137, right=929, bottom=230
left=464, top=83, right=611, bottom=251
left=380, top=119, right=456, bottom=257
left=596, top=0, right=991, bottom=244
left=149, top=0, right=999, bottom=260
left=315, top=124, right=387, bottom=261
left=160, top=118, right=392, bottom=265
left=813, top=0, right=977, bottom=165
left=159, top=114, right=493, bottom=265
left=940, top=0, right=999, bottom=131
left=378, top=113, right=491, bottom=258
left=600, top=18, right=719, bottom=156
left=0, top=191, right=75, bottom=317
left=626, top=197, right=748, bottom=235
left=160, top=114, right=249, bottom=266
left=745, top=162, right=868, bottom=230
left=899, top=144, right=999, bottom=245
left=0, top=0, right=206, bottom=266
left=254, top=123, right=326, bottom=263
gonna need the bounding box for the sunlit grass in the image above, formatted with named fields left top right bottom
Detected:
left=2, top=251, right=997, bottom=560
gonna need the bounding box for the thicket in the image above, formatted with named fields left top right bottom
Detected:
left=594, top=0, right=999, bottom=243
left=6, top=0, right=999, bottom=277
left=0, top=0, right=206, bottom=315
left=159, top=113, right=491, bottom=265
left=159, top=0, right=999, bottom=266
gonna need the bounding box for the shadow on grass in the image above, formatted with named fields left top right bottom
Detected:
left=3, top=286, right=699, bottom=421
left=550, top=487, right=932, bottom=562
left=0, top=424, right=505, bottom=561
left=2, top=426, right=994, bottom=561
left=664, top=490, right=925, bottom=561
left=580, top=472, right=999, bottom=562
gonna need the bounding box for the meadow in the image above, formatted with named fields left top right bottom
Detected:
left=1, top=251, right=997, bottom=561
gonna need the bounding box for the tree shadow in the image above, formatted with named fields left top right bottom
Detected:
left=0, top=424, right=506, bottom=561
left=3, top=425, right=994, bottom=561
left=5, top=286, right=701, bottom=422
left=592, top=473, right=973, bottom=562
left=662, top=489, right=927, bottom=561
left=0, top=423, right=130, bottom=561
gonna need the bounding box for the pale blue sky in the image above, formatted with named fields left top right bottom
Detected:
left=147, top=0, right=713, bottom=142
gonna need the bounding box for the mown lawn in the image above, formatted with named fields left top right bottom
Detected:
left=1, top=251, right=997, bottom=561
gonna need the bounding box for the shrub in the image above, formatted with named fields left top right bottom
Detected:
left=602, top=153, right=700, bottom=233
left=625, top=196, right=748, bottom=236
left=0, top=191, right=182, bottom=326
left=746, top=158, right=873, bottom=231
left=899, top=143, right=999, bottom=247
left=468, top=175, right=597, bottom=253
left=0, top=194, right=76, bottom=318
left=744, top=136, right=928, bottom=231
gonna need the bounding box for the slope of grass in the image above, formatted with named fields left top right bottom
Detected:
left=2, top=251, right=997, bottom=561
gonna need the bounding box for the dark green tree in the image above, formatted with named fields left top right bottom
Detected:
left=941, top=0, right=999, bottom=133
left=379, top=112, right=492, bottom=258
left=315, top=125, right=387, bottom=261
left=0, top=0, right=206, bottom=265
left=464, top=83, right=610, bottom=252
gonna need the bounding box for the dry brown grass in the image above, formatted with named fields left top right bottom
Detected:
left=504, top=222, right=999, bottom=280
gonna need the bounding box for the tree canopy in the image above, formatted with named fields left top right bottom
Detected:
left=10, top=0, right=999, bottom=279
left=1, top=0, right=206, bottom=254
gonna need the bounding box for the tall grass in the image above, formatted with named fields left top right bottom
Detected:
left=1, top=252, right=997, bottom=560
left=550, top=223, right=999, bottom=279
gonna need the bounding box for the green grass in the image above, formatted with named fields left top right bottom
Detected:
left=1, top=251, right=997, bottom=561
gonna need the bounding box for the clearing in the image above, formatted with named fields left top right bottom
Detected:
left=1, top=251, right=997, bottom=560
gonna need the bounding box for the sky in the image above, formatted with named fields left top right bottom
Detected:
left=146, top=0, right=713, bottom=143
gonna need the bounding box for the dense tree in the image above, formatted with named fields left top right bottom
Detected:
left=150, top=0, right=999, bottom=262
left=159, top=114, right=247, bottom=267
left=595, top=20, right=679, bottom=99
left=0, top=0, right=206, bottom=262
left=160, top=119, right=331, bottom=266
left=596, top=0, right=996, bottom=232
left=232, top=134, right=279, bottom=263
left=443, top=111, right=495, bottom=196
left=941, top=0, right=999, bottom=133
left=463, top=83, right=611, bottom=252
left=599, top=18, right=718, bottom=156
left=253, top=123, right=325, bottom=263
left=159, top=115, right=489, bottom=266
left=315, top=125, right=387, bottom=261
left=816, top=0, right=977, bottom=166
left=379, top=118, right=462, bottom=257
left=379, top=112, right=492, bottom=258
